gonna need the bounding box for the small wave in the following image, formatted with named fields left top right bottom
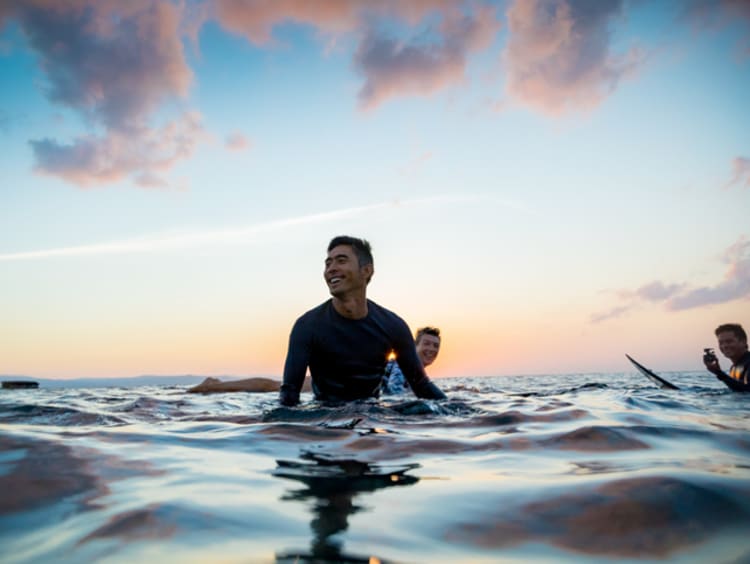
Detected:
left=540, top=425, right=649, bottom=451
left=0, top=403, right=123, bottom=426
left=445, top=475, right=750, bottom=558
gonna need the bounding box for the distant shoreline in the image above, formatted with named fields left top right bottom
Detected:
left=0, top=375, right=281, bottom=389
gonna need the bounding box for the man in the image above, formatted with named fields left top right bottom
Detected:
left=280, top=236, right=446, bottom=406
left=383, top=327, right=441, bottom=395
left=704, top=323, right=750, bottom=392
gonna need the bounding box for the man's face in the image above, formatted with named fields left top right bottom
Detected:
left=324, top=245, right=370, bottom=297
left=717, top=331, right=748, bottom=363
left=416, top=334, right=441, bottom=367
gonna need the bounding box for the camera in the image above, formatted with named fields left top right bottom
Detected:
left=703, top=348, right=717, bottom=364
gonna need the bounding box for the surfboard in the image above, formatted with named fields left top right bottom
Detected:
left=625, top=354, right=680, bottom=390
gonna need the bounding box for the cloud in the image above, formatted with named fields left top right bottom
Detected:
left=225, top=131, right=251, bottom=151
left=211, top=1, right=470, bottom=45
left=666, top=238, right=750, bottom=310
left=0, top=193, right=523, bottom=261
left=212, top=0, right=363, bottom=44
left=355, top=5, right=500, bottom=109
left=726, top=156, right=750, bottom=189
left=592, top=237, right=750, bottom=322
left=620, top=281, right=686, bottom=302
left=30, top=112, right=204, bottom=188
left=212, top=1, right=499, bottom=110
left=6, top=0, right=200, bottom=187
left=590, top=304, right=633, bottom=323
left=684, top=0, right=750, bottom=57
left=502, top=0, right=645, bottom=114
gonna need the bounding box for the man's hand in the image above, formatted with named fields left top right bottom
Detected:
left=703, top=356, right=722, bottom=375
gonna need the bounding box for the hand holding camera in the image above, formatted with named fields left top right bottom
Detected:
left=703, top=348, right=718, bottom=366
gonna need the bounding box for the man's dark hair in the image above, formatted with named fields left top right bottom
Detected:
left=415, top=326, right=440, bottom=344
left=715, top=323, right=747, bottom=342
left=328, top=236, right=373, bottom=268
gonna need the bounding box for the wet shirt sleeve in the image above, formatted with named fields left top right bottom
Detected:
left=280, top=314, right=312, bottom=406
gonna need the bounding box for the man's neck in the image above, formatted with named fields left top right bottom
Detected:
left=331, top=294, right=368, bottom=319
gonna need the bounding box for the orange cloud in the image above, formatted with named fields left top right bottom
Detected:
left=503, top=0, right=644, bottom=114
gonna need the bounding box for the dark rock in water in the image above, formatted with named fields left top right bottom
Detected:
left=2, top=380, right=39, bottom=389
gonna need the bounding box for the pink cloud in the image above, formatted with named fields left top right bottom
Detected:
left=592, top=237, right=750, bottom=322
left=684, top=0, right=750, bottom=58
left=5, top=0, right=200, bottom=188
left=30, top=112, right=204, bottom=188
left=212, top=1, right=467, bottom=45
left=667, top=237, right=750, bottom=310
left=212, top=1, right=499, bottom=110
left=726, top=156, right=750, bottom=189
left=225, top=131, right=251, bottom=152
left=213, top=0, right=362, bottom=44
left=355, top=5, right=500, bottom=110
left=502, top=0, right=645, bottom=115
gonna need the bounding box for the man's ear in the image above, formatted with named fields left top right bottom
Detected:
left=362, top=263, right=374, bottom=284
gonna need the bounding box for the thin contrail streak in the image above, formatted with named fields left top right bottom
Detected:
left=0, top=195, right=530, bottom=261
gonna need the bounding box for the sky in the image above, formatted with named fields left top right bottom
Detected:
left=0, top=0, right=748, bottom=380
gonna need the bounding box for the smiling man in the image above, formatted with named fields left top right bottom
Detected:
left=704, top=323, right=750, bottom=392
left=279, top=235, right=447, bottom=406
left=383, top=327, right=442, bottom=395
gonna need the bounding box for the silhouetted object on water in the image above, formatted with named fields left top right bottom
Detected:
left=626, top=355, right=679, bottom=390
left=2, top=380, right=39, bottom=389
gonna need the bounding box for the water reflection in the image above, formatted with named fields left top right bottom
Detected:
left=274, top=452, right=419, bottom=563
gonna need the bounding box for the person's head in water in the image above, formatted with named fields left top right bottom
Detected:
left=415, top=326, right=441, bottom=368
left=325, top=236, right=374, bottom=298
left=714, top=323, right=748, bottom=363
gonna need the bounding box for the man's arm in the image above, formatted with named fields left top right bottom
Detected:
left=279, top=317, right=312, bottom=406
left=716, top=372, right=750, bottom=392
left=714, top=370, right=750, bottom=392
left=704, top=358, right=750, bottom=392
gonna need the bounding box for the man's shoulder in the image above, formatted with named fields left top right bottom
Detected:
left=367, top=299, right=405, bottom=322
left=297, top=300, right=332, bottom=320
left=366, top=300, right=411, bottom=336
left=292, top=300, right=332, bottom=331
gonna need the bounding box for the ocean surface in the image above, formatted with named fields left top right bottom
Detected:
left=1, top=372, right=749, bottom=564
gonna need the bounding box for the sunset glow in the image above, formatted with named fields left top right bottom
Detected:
left=1, top=1, right=748, bottom=380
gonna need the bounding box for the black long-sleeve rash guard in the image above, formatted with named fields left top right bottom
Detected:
left=279, top=299, right=446, bottom=406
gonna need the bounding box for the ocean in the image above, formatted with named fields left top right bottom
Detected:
left=1, top=372, right=748, bottom=563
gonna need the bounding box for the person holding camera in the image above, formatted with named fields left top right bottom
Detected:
left=703, top=323, right=750, bottom=392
